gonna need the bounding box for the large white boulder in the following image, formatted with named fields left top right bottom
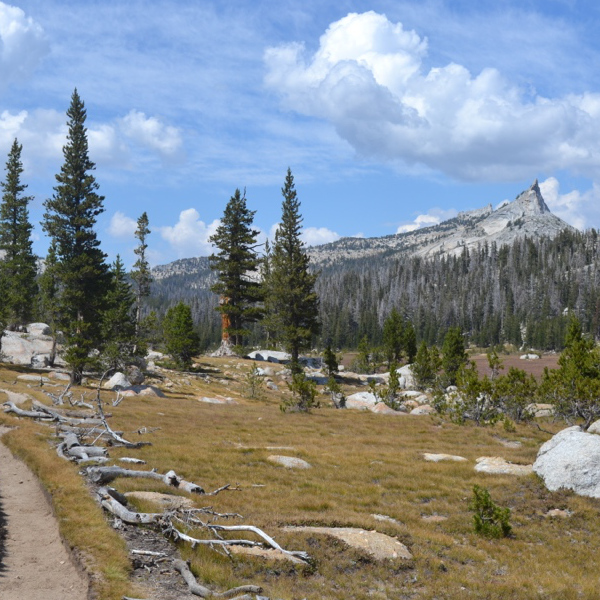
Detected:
left=247, top=350, right=290, bottom=363
left=103, top=372, right=131, bottom=390
left=1, top=327, right=63, bottom=367
left=397, top=364, right=416, bottom=390
left=345, top=392, right=377, bottom=410
left=533, top=426, right=600, bottom=498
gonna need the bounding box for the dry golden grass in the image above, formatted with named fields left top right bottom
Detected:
left=2, top=358, right=600, bottom=599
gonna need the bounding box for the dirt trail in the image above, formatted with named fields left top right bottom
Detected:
left=0, top=426, right=88, bottom=600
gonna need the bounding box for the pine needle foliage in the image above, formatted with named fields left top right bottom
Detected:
left=0, top=138, right=38, bottom=328
left=469, top=484, right=512, bottom=538
left=42, top=89, right=109, bottom=382
left=209, top=189, right=262, bottom=347
left=101, top=255, right=138, bottom=372
left=163, top=302, right=199, bottom=369
left=266, top=169, right=320, bottom=373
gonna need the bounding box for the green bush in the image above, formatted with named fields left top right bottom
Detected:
left=469, top=484, right=512, bottom=538
left=243, top=365, right=265, bottom=400
left=281, top=372, right=319, bottom=413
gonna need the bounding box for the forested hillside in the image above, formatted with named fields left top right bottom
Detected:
left=317, top=229, right=600, bottom=350
left=150, top=228, right=600, bottom=352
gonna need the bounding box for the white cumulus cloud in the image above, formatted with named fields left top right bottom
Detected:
left=302, top=226, right=340, bottom=246
left=397, top=208, right=457, bottom=233
left=108, top=211, right=137, bottom=239
left=539, top=177, right=600, bottom=231
left=265, top=11, right=600, bottom=182
left=0, top=2, right=49, bottom=91
left=160, top=208, right=220, bottom=258
left=120, top=110, right=182, bottom=157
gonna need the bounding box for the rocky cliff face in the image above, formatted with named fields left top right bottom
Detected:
left=307, top=181, right=573, bottom=267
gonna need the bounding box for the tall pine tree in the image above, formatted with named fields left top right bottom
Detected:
left=101, top=255, right=137, bottom=372
left=209, top=188, right=261, bottom=348
left=131, top=211, right=152, bottom=347
left=0, top=138, right=38, bottom=328
left=267, top=168, right=320, bottom=373
left=42, top=89, right=109, bottom=383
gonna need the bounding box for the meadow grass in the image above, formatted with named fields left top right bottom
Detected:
left=2, top=358, right=600, bottom=599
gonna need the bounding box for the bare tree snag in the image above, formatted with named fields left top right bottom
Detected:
left=173, top=559, right=262, bottom=599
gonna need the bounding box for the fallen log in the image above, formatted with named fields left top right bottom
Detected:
left=173, top=559, right=261, bottom=599
left=3, top=401, right=55, bottom=420
left=87, top=466, right=205, bottom=493
left=97, top=487, right=162, bottom=524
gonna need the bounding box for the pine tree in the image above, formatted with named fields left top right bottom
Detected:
left=403, top=321, right=417, bottom=363
left=382, top=307, right=404, bottom=367
left=209, top=189, right=261, bottom=347
left=101, top=256, right=137, bottom=372
left=442, top=326, right=468, bottom=385
left=0, top=138, right=38, bottom=328
left=42, top=89, right=109, bottom=383
left=163, top=302, right=199, bottom=369
left=267, top=169, right=320, bottom=373
left=131, top=212, right=152, bottom=344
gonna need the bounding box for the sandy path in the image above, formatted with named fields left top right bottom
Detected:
left=0, top=426, right=88, bottom=600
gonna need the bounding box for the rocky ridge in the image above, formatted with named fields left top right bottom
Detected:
left=307, top=180, right=572, bottom=267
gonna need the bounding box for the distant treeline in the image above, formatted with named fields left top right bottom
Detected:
left=149, top=228, right=600, bottom=352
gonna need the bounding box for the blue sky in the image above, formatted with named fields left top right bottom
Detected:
left=2, top=0, right=600, bottom=266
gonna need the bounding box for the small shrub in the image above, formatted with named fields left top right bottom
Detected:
left=469, top=484, right=512, bottom=538
left=243, top=365, right=265, bottom=400
left=325, top=375, right=346, bottom=408
left=281, top=372, right=319, bottom=412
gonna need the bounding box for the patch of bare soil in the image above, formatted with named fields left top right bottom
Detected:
left=471, top=353, right=559, bottom=380
left=0, top=426, right=88, bottom=600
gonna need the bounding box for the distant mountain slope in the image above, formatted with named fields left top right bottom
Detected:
left=307, top=180, right=572, bottom=267
left=147, top=181, right=584, bottom=351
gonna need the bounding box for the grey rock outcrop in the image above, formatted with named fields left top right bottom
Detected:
left=533, top=426, right=600, bottom=498
left=1, top=325, right=63, bottom=367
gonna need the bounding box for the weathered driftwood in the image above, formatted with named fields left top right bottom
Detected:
left=31, top=400, right=104, bottom=425
left=97, top=487, right=162, bottom=524
left=87, top=466, right=205, bottom=493
left=44, top=381, right=72, bottom=405
left=3, top=401, right=55, bottom=420
left=164, top=515, right=311, bottom=563
left=55, top=432, right=108, bottom=462
left=95, top=392, right=151, bottom=448
left=173, top=559, right=261, bottom=599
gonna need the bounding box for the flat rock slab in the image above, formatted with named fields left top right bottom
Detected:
left=125, top=491, right=194, bottom=509
left=421, top=515, right=448, bottom=522
left=198, top=396, right=237, bottom=405
left=475, top=456, right=533, bottom=476
left=284, top=526, right=412, bottom=560
left=267, top=455, right=312, bottom=469
left=372, top=514, right=403, bottom=526
left=228, top=545, right=305, bottom=564
left=410, top=405, right=436, bottom=415
left=121, top=385, right=166, bottom=398
left=423, top=453, right=467, bottom=462
left=16, top=374, right=50, bottom=383
left=0, top=388, right=32, bottom=406
left=0, top=427, right=88, bottom=600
